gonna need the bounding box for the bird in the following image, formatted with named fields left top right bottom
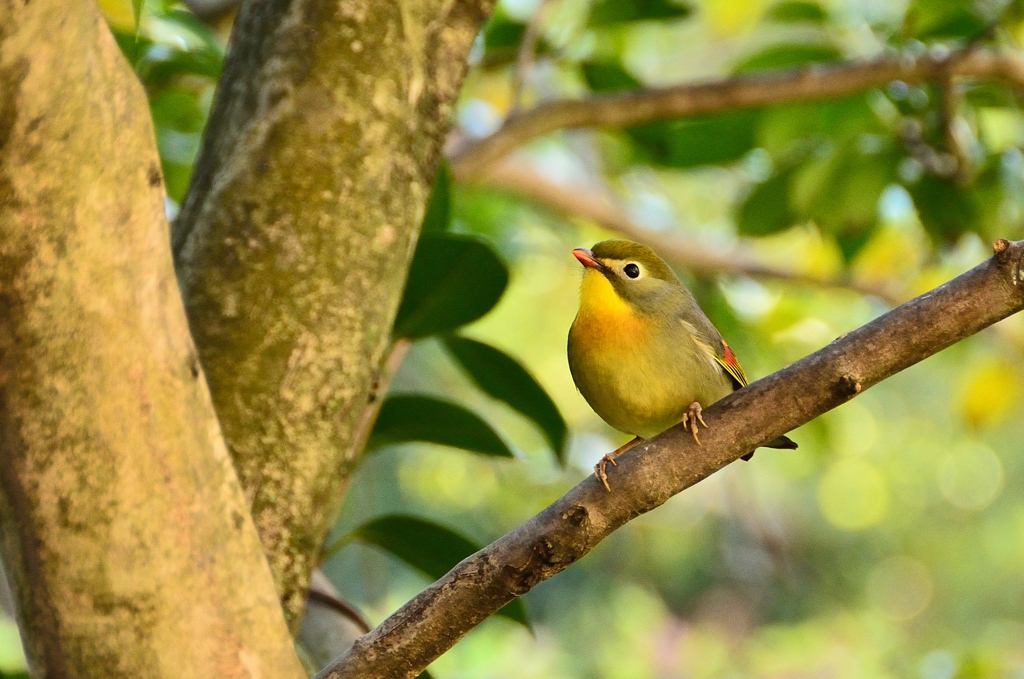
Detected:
left=567, top=239, right=797, bottom=490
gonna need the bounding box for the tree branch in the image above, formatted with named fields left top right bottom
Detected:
left=450, top=48, right=1024, bottom=178
left=318, top=238, right=1024, bottom=679
left=508, top=0, right=554, bottom=111
left=0, top=2, right=303, bottom=676
left=173, top=0, right=494, bottom=627
left=475, top=161, right=901, bottom=301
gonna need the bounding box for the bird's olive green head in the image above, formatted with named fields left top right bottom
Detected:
left=573, top=239, right=685, bottom=314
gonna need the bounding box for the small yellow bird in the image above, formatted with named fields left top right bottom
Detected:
left=567, top=240, right=797, bottom=490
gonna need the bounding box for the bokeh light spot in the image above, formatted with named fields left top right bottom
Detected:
left=937, top=443, right=1003, bottom=511
left=919, top=650, right=958, bottom=679
left=959, top=360, right=1020, bottom=429
left=866, top=556, right=934, bottom=621
left=818, top=459, right=890, bottom=530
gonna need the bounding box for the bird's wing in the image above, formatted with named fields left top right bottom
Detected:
left=714, top=340, right=748, bottom=389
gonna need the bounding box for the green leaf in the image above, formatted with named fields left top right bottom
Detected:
left=479, top=7, right=550, bottom=68
left=482, top=8, right=526, bottom=52
left=907, top=174, right=978, bottom=242
left=137, top=47, right=223, bottom=88
left=627, top=110, right=760, bottom=169
left=904, top=0, right=989, bottom=40
left=756, top=95, right=879, bottom=156
left=790, top=141, right=900, bottom=256
left=150, top=89, right=206, bottom=133
left=348, top=515, right=529, bottom=627
left=589, top=0, right=691, bottom=25
left=132, top=0, right=143, bottom=30
left=581, top=61, right=643, bottom=93
left=737, top=166, right=798, bottom=236
left=394, top=234, right=509, bottom=339
left=767, top=1, right=827, bottom=23
left=161, top=9, right=226, bottom=55
left=733, top=43, right=842, bottom=74
left=421, top=161, right=451, bottom=234
left=160, top=161, right=194, bottom=204
left=443, top=336, right=567, bottom=463
left=367, top=395, right=514, bottom=458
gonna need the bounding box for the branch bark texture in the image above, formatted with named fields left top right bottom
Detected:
left=173, top=0, right=494, bottom=626
left=319, top=239, right=1024, bottom=679
left=450, top=48, right=1024, bottom=178
left=0, top=2, right=303, bottom=677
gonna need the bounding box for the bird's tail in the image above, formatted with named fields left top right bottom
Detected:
left=740, top=434, right=798, bottom=461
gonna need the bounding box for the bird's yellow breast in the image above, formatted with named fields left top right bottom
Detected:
left=568, top=269, right=732, bottom=438
left=573, top=270, right=645, bottom=347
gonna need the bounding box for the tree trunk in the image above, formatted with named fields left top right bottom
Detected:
left=0, top=2, right=304, bottom=677
left=174, top=0, right=494, bottom=626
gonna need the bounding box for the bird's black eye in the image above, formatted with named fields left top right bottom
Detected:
left=624, top=263, right=640, bottom=279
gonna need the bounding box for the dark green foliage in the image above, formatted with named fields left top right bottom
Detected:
left=738, top=165, right=799, bottom=236
left=756, top=96, right=879, bottom=155
left=367, top=395, right=514, bottom=458
left=588, top=0, right=692, bottom=25
left=131, top=0, right=143, bottom=29
left=346, top=515, right=529, bottom=626
left=149, top=89, right=205, bottom=133
left=581, top=60, right=643, bottom=93
left=444, top=336, right=568, bottom=462
left=903, top=0, right=990, bottom=39
left=908, top=174, right=979, bottom=241
left=628, top=110, right=761, bottom=168
left=394, top=235, right=510, bottom=339
left=793, top=142, right=900, bottom=244
left=768, top=1, right=828, bottom=23
left=733, top=43, right=843, bottom=74
left=478, top=6, right=550, bottom=68
left=136, top=47, right=223, bottom=89
left=421, top=161, right=452, bottom=234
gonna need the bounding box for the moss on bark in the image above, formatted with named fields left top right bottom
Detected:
left=174, top=0, right=494, bottom=626
left=0, top=2, right=304, bottom=676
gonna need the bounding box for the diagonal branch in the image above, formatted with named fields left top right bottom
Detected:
left=450, top=48, right=1024, bottom=178
left=317, top=238, right=1024, bottom=679
left=475, top=161, right=901, bottom=301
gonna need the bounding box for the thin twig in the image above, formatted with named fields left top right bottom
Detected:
left=317, top=238, right=1024, bottom=679
left=450, top=48, right=1024, bottom=178
left=475, top=161, right=901, bottom=301
left=306, top=591, right=372, bottom=635
left=508, top=0, right=555, bottom=111
left=939, top=74, right=973, bottom=182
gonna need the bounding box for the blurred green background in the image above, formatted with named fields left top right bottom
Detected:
left=4, top=0, right=1024, bottom=677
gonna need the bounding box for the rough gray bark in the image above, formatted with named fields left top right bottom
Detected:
left=173, top=0, right=495, bottom=626
left=0, top=2, right=304, bottom=677
left=318, top=240, right=1024, bottom=679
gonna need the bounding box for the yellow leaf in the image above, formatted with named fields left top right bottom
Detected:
left=959, top=359, right=1020, bottom=429
left=703, top=0, right=767, bottom=36
left=97, top=0, right=136, bottom=32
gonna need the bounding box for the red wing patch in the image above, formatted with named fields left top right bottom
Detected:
left=715, top=341, right=749, bottom=388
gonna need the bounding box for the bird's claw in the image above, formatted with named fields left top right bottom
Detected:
left=682, top=402, right=706, bottom=445
left=593, top=437, right=640, bottom=492
left=595, top=454, right=618, bottom=492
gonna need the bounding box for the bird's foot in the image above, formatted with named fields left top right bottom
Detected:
left=595, top=436, right=641, bottom=492
left=681, top=401, right=707, bottom=445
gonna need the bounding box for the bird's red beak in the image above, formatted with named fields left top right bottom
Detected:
left=573, top=248, right=601, bottom=269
